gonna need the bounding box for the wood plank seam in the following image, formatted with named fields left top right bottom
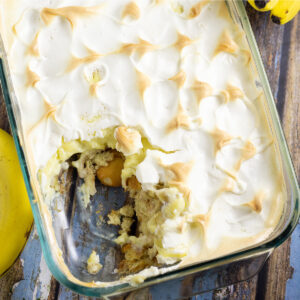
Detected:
left=275, top=21, right=294, bottom=121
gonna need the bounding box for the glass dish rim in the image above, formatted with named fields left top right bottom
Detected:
left=0, top=0, right=299, bottom=297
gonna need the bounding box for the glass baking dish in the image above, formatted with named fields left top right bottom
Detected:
left=0, top=0, right=299, bottom=298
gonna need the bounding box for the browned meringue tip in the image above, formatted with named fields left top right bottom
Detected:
left=41, top=5, right=102, bottom=28
left=189, top=0, right=210, bottom=19
left=220, top=83, right=244, bottom=103
left=122, top=2, right=140, bottom=20
left=214, top=29, right=239, bottom=57
left=115, top=126, right=142, bottom=155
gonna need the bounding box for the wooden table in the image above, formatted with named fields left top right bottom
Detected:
left=0, top=4, right=299, bottom=300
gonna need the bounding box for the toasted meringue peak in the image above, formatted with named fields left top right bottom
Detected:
left=119, top=38, right=157, bottom=57
left=136, top=70, right=151, bottom=98
left=214, top=30, right=238, bottom=56
left=174, top=32, right=193, bottom=51
left=244, top=191, right=264, bottom=213
left=27, top=32, right=40, bottom=57
left=166, top=105, right=190, bottom=133
left=163, top=160, right=194, bottom=187
left=43, top=103, right=58, bottom=122
left=67, top=52, right=101, bottom=73
left=114, top=126, right=142, bottom=156
left=163, top=161, right=193, bottom=198
left=28, top=100, right=58, bottom=135
left=220, top=84, right=244, bottom=102
left=211, top=128, right=232, bottom=154
left=189, top=0, right=210, bottom=19
left=122, top=2, right=140, bottom=20
left=219, top=178, right=234, bottom=194
left=26, top=67, right=40, bottom=87
left=235, top=141, right=256, bottom=171
left=191, top=81, right=213, bottom=103
left=41, top=5, right=101, bottom=28
left=169, top=71, right=186, bottom=88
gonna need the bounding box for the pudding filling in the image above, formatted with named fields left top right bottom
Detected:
left=48, top=130, right=193, bottom=275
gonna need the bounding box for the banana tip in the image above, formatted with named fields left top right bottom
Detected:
left=271, top=15, right=281, bottom=24
left=255, top=0, right=268, bottom=9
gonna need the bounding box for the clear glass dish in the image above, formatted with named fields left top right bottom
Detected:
left=0, top=0, right=299, bottom=298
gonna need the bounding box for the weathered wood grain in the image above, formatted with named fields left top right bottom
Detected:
left=254, top=11, right=300, bottom=300
left=0, top=85, right=9, bottom=132
left=280, top=14, right=300, bottom=180
left=0, top=5, right=299, bottom=300
left=246, top=4, right=285, bottom=105
left=0, top=259, right=24, bottom=298
left=286, top=224, right=300, bottom=300
left=211, top=276, right=258, bottom=300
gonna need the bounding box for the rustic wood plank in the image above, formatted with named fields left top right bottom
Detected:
left=256, top=241, right=294, bottom=300
left=57, top=285, right=79, bottom=300
left=10, top=228, right=53, bottom=300
left=0, top=259, right=24, bottom=298
left=284, top=20, right=300, bottom=298
left=0, top=84, right=10, bottom=132
left=212, top=276, right=258, bottom=300
left=254, top=11, right=300, bottom=300
left=118, top=288, right=152, bottom=300
left=285, top=224, right=300, bottom=300
left=280, top=12, right=300, bottom=179
left=47, top=277, right=60, bottom=300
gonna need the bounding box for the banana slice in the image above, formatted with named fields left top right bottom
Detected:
left=0, top=129, right=33, bottom=276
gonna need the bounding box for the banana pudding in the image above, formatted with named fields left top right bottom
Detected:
left=0, top=0, right=285, bottom=285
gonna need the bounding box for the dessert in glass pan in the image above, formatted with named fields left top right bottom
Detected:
left=0, top=0, right=286, bottom=286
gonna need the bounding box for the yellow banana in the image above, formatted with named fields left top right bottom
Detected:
left=271, top=0, right=300, bottom=24
left=0, top=129, right=33, bottom=276
left=248, top=0, right=279, bottom=12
